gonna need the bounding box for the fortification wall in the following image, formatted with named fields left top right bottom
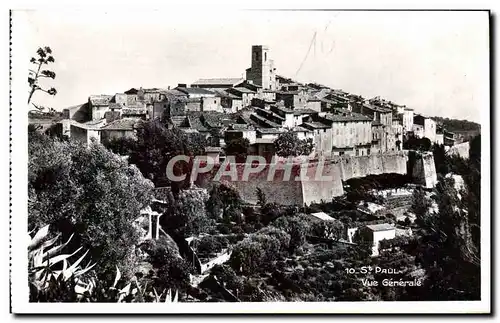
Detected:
left=194, top=152, right=410, bottom=206
left=447, top=141, right=470, bottom=159
left=411, top=152, right=438, bottom=188
left=337, top=152, right=408, bottom=181
left=195, top=164, right=306, bottom=205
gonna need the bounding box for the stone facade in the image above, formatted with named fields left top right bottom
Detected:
left=194, top=152, right=415, bottom=206
left=245, top=45, right=276, bottom=90
left=411, top=152, right=438, bottom=188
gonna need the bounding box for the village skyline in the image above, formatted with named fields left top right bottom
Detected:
left=22, top=10, right=488, bottom=123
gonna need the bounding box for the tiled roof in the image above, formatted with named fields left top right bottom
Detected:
left=122, top=108, right=147, bottom=115
left=89, top=95, right=113, bottom=106
left=291, top=126, right=311, bottom=132
left=200, top=112, right=228, bottom=128
left=256, top=127, right=285, bottom=135
left=302, top=121, right=330, bottom=129
left=292, top=108, right=318, bottom=115
left=275, top=90, right=301, bottom=95
left=192, top=78, right=244, bottom=86
left=187, top=116, right=208, bottom=132
left=323, top=111, right=372, bottom=122
left=176, top=87, right=216, bottom=96
left=363, top=103, right=392, bottom=113
left=101, top=118, right=140, bottom=131
left=366, top=223, right=394, bottom=232
left=213, top=89, right=241, bottom=100
left=232, top=87, right=256, bottom=94
left=108, top=102, right=123, bottom=110
left=251, top=113, right=281, bottom=128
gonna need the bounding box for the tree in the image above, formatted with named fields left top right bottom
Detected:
left=274, top=131, right=314, bottom=157
left=128, top=120, right=207, bottom=188
left=161, top=188, right=214, bottom=238
left=272, top=215, right=310, bottom=253
left=225, top=137, right=250, bottom=162
left=311, top=220, right=344, bottom=241
left=432, top=143, right=450, bottom=175
left=103, top=136, right=138, bottom=156
left=415, top=177, right=480, bottom=300
left=411, top=187, right=432, bottom=228
left=210, top=264, right=244, bottom=295
left=230, top=228, right=290, bottom=275
left=28, top=46, right=57, bottom=107
left=206, top=183, right=243, bottom=223
left=256, top=187, right=267, bottom=208
left=29, top=132, right=154, bottom=280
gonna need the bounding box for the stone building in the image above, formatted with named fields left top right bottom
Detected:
left=245, top=45, right=277, bottom=91
left=413, top=114, right=437, bottom=143
left=317, top=111, right=373, bottom=156
left=191, top=78, right=244, bottom=90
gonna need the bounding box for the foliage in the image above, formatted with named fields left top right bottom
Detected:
left=230, top=228, right=290, bottom=275
left=28, top=225, right=96, bottom=302
left=103, top=136, right=138, bottom=156
left=210, top=264, right=244, bottom=295
left=161, top=188, right=214, bottom=238
left=432, top=116, right=481, bottom=133
left=310, top=220, right=344, bottom=241
left=206, top=183, right=243, bottom=223
left=195, top=236, right=229, bottom=257
left=225, top=137, right=250, bottom=162
left=413, top=176, right=480, bottom=300
left=128, top=120, right=208, bottom=188
left=29, top=132, right=154, bottom=279
left=272, top=215, right=311, bottom=253
left=411, top=187, right=432, bottom=228
left=274, top=131, right=314, bottom=157
left=432, top=143, right=450, bottom=175
left=28, top=46, right=57, bottom=106
left=256, top=187, right=267, bottom=208
left=403, top=135, right=432, bottom=151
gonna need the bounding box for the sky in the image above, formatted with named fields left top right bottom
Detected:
left=18, top=10, right=489, bottom=122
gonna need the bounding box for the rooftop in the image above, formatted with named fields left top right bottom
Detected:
left=302, top=121, right=331, bottom=129
left=292, top=108, right=318, bottom=115
left=309, top=212, right=336, bottom=221
left=176, top=87, right=216, bottom=96
left=366, top=223, right=395, bottom=232
left=89, top=95, right=113, bottom=106
left=323, top=111, right=372, bottom=123
left=363, top=102, right=392, bottom=113
left=232, top=87, right=257, bottom=94
left=254, top=138, right=276, bottom=144
left=192, top=78, right=244, bottom=86
left=256, top=127, right=285, bottom=135
left=213, top=89, right=241, bottom=100
left=101, top=118, right=141, bottom=131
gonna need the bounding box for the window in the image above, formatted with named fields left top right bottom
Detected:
left=214, top=100, right=217, bottom=104
left=265, top=52, right=267, bottom=61
left=367, top=148, right=371, bottom=155
left=355, top=149, right=359, bottom=156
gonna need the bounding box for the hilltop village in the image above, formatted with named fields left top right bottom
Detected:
left=28, top=45, right=481, bottom=302
left=59, top=45, right=459, bottom=152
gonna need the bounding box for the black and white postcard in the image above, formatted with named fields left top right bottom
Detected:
left=9, top=5, right=491, bottom=314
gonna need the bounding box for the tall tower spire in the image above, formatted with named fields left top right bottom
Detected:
left=245, top=45, right=276, bottom=90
